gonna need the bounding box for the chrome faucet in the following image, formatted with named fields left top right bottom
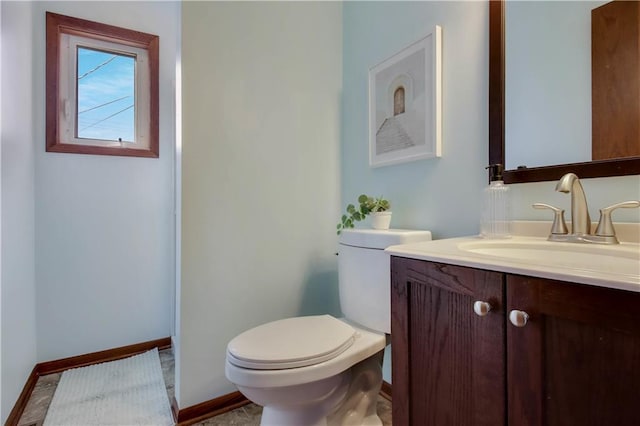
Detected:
left=555, top=172, right=591, bottom=235
left=533, top=172, right=640, bottom=244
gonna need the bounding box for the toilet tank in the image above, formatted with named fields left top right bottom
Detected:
left=338, top=229, right=432, bottom=333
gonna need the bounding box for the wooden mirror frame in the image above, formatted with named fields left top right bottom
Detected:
left=488, top=0, right=640, bottom=184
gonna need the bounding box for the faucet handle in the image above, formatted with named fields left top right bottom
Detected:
left=594, top=201, right=640, bottom=237
left=533, top=203, right=568, bottom=235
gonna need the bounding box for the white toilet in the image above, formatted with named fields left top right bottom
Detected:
left=225, top=229, right=432, bottom=426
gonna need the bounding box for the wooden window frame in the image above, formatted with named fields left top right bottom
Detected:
left=46, top=12, right=159, bottom=158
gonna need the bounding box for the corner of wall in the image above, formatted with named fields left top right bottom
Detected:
left=1, top=1, right=38, bottom=422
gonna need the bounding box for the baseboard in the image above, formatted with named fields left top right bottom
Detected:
left=5, top=337, right=172, bottom=426
left=4, top=366, right=40, bottom=426
left=174, top=381, right=393, bottom=425
left=380, top=380, right=392, bottom=401
left=176, top=391, right=249, bottom=426
left=37, top=337, right=172, bottom=375
left=8, top=341, right=391, bottom=426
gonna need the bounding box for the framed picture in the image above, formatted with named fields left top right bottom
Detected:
left=369, top=26, right=442, bottom=167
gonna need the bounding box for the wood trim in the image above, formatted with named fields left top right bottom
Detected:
left=489, top=0, right=640, bottom=183
left=171, top=396, right=180, bottom=423
left=37, top=337, right=171, bottom=375
left=380, top=380, right=392, bottom=401
left=591, top=1, right=640, bottom=161
left=9, top=337, right=391, bottom=426
left=176, top=391, right=249, bottom=426
left=4, top=367, right=40, bottom=426
left=5, top=337, right=171, bottom=425
left=503, top=156, right=640, bottom=184
left=45, top=144, right=160, bottom=158
left=488, top=0, right=505, bottom=171
left=45, top=12, right=160, bottom=158
left=45, top=12, right=60, bottom=156
left=390, top=256, right=411, bottom=426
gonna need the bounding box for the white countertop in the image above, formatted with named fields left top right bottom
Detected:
left=385, top=222, right=640, bottom=293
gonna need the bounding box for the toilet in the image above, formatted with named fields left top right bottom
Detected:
left=225, top=228, right=432, bottom=426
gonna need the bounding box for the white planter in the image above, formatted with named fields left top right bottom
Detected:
left=371, top=211, right=392, bottom=230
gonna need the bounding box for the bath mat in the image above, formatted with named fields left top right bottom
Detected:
left=43, top=348, right=174, bottom=426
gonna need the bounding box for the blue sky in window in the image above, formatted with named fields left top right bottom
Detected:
left=77, top=47, right=135, bottom=142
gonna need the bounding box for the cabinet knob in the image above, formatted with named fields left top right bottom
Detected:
left=473, top=301, right=492, bottom=316
left=509, top=310, right=529, bottom=327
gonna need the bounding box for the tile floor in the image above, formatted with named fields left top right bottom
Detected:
left=18, top=348, right=392, bottom=426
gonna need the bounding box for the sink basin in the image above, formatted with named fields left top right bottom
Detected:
left=385, top=232, right=640, bottom=291
left=457, top=239, right=640, bottom=277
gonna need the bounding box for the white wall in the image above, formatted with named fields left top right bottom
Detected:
left=1, top=2, right=38, bottom=421
left=180, top=1, right=343, bottom=408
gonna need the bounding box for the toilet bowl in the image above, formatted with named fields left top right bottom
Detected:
left=225, top=316, right=387, bottom=426
left=225, top=229, right=432, bottom=426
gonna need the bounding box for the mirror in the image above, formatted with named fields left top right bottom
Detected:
left=489, top=0, right=640, bottom=183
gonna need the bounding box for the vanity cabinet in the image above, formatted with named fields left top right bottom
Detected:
left=391, top=256, right=640, bottom=426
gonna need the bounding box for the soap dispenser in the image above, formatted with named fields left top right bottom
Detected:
left=480, top=164, right=511, bottom=238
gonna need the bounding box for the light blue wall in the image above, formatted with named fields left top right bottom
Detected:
left=1, top=2, right=178, bottom=417
left=343, top=0, right=489, bottom=384
left=342, top=1, right=489, bottom=240
left=511, top=176, right=640, bottom=223
left=505, top=0, right=607, bottom=169
left=1, top=2, right=38, bottom=421
left=342, top=1, right=640, bottom=383
left=31, top=1, right=178, bottom=362
left=180, top=1, right=343, bottom=407
left=342, top=0, right=639, bottom=237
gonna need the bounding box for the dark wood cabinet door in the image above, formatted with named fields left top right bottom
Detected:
left=391, top=257, right=506, bottom=426
left=507, top=275, right=640, bottom=426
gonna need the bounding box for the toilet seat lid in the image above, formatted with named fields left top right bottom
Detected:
left=226, top=315, right=356, bottom=370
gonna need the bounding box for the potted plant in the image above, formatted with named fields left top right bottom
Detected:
left=337, top=194, right=392, bottom=234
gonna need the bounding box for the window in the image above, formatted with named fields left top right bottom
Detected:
left=76, top=47, right=136, bottom=142
left=46, top=12, right=159, bottom=157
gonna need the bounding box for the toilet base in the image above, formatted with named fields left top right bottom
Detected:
left=258, top=371, right=351, bottom=426
left=326, top=350, right=384, bottom=426
left=239, top=351, right=385, bottom=426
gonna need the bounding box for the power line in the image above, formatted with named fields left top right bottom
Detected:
left=78, top=54, right=118, bottom=80
left=80, top=104, right=134, bottom=132
left=78, top=95, right=131, bottom=114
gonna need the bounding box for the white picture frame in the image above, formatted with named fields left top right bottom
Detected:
left=369, top=26, right=442, bottom=168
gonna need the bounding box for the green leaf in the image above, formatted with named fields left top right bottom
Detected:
left=339, top=195, right=390, bottom=230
